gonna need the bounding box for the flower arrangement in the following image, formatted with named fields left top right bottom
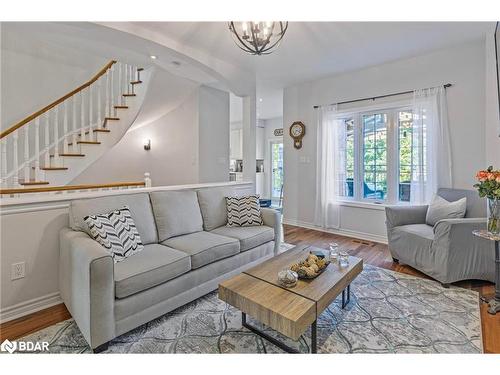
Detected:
left=474, top=166, right=500, bottom=235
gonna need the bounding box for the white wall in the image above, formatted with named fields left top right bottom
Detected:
left=1, top=22, right=107, bottom=129
left=283, top=40, right=488, bottom=242
left=485, top=32, right=500, bottom=167
left=198, top=86, right=230, bottom=183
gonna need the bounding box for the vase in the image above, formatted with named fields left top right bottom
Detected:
left=487, top=198, right=500, bottom=235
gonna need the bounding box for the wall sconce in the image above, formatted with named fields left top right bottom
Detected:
left=144, top=139, right=151, bottom=151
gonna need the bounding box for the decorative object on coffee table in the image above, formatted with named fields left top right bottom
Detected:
left=473, top=166, right=500, bottom=235
left=472, top=230, right=500, bottom=315
left=278, top=269, right=298, bottom=288
left=290, top=252, right=330, bottom=279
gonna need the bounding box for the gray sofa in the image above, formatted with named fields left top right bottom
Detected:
left=385, top=188, right=495, bottom=285
left=59, top=186, right=281, bottom=352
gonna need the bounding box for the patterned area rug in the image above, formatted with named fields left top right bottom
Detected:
left=18, top=243, right=482, bottom=354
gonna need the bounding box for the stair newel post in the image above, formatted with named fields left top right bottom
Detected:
left=63, top=100, right=69, bottom=154
left=89, top=84, right=94, bottom=141
left=12, top=130, right=19, bottom=186
left=1, top=138, right=7, bottom=186
left=80, top=90, right=86, bottom=142
left=53, top=106, right=60, bottom=167
left=44, top=112, right=50, bottom=168
left=110, top=64, right=115, bottom=117
left=105, top=68, right=110, bottom=122
left=34, top=117, right=41, bottom=181
left=23, top=121, right=30, bottom=182
left=72, top=95, right=77, bottom=150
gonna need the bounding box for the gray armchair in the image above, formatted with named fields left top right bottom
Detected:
left=385, top=188, right=495, bottom=285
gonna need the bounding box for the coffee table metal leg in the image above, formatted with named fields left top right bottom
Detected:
left=487, top=240, right=500, bottom=315
left=342, top=284, right=351, bottom=309
left=242, top=312, right=318, bottom=353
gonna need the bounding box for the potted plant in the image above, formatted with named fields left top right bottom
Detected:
left=474, top=166, right=500, bottom=235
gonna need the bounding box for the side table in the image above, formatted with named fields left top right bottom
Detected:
left=472, top=230, right=500, bottom=314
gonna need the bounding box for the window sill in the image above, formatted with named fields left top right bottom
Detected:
left=336, top=200, right=410, bottom=211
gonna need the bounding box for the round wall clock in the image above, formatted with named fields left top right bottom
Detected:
left=289, top=121, right=306, bottom=149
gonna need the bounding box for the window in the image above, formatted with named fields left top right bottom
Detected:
left=335, top=106, right=418, bottom=204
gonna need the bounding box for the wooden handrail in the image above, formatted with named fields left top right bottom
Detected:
left=0, top=181, right=145, bottom=195
left=0, top=60, right=117, bottom=140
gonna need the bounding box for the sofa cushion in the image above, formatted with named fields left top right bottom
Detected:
left=114, top=244, right=191, bottom=298
left=150, top=190, right=204, bottom=242
left=426, top=195, right=467, bottom=226
left=210, top=225, right=274, bottom=252
left=70, top=193, right=158, bottom=245
left=162, top=231, right=240, bottom=269
left=196, top=186, right=237, bottom=231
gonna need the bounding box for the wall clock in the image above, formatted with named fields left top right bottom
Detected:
left=289, top=121, right=306, bottom=149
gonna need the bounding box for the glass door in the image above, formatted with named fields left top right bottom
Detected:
left=270, top=141, right=284, bottom=205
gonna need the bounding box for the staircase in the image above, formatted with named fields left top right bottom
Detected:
left=0, top=61, right=150, bottom=189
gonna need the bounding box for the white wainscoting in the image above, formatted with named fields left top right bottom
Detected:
left=0, top=181, right=253, bottom=323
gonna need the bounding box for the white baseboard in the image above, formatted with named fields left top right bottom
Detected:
left=283, top=219, right=388, bottom=244
left=0, top=292, right=62, bottom=323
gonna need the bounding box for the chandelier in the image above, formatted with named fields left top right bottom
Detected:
left=228, top=22, right=288, bottom=55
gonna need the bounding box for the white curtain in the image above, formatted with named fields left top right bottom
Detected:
left=410, top=87, right=452, bottom=204
left=314, top=105, right=343, bottom=229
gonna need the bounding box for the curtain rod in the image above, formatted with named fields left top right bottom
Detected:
left=313, top=83, right=452, bottom=109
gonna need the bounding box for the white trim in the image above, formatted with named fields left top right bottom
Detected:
left=283, top=218, right=388, bottom=244
left=0, top=292, right=62, bottom=323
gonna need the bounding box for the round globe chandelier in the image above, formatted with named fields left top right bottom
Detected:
left=228, top=22, right=288, bottom=55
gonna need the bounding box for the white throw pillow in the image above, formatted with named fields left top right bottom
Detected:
left=425, top=195, right=467, bottom=226
left=84, top=206, right=144, bottom=263
left=226, top=195, right=263, bottom=227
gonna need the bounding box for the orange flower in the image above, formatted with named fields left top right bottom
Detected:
left=476, top=171, right=488, bottom=181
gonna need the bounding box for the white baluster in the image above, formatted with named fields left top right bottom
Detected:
left=97, top=77, right=102, bottom=130
left=144, top=172, right=152, bottom=188
left=72, top=95, right=77, bottom=148
left=1, top=138, right=7, bottom=186
left=118, top=62, right=123, bottom=107
left=23, top=122, right=30, bottom=181
left=128, top=64, right=132, bottom=94
left=63, top=100, right=69, bottom=153
left=105, top=70, right=110, bottom=120
left=89, top=84, right=94, bottom=141
left=131, top=66, right=136, bottom=95
left=44, top=112, right=50, bottom=168
left=110, top=64, right=115, bottom=117
left=12, top=130, right=19, bottom=185
left=34, top=118, right=41, bottom=181
left=80, top=90, right=85, bottom=142
left=53, top=106, right=60, bottom=166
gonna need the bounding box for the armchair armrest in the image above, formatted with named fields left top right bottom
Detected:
left=385, top=205, right=428, bottom=229
left=261, top=207, right=282, bottom=255
left=59, top=228, right=115, bottom=349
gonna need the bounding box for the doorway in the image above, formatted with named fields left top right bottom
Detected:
left=270, top=141, right=284, bottom=207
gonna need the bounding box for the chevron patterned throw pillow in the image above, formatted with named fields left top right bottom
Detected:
left=226, top=195, right=263, bottom=227
left=84, top=206, right=144, bottom=263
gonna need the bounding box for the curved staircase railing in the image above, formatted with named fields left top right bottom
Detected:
left=0, top=60, right=144, bottom=188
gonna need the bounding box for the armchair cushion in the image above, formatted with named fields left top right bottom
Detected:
left=114, top=244, right=191, bottom=298
left=425, top=195, right=466, bottom=226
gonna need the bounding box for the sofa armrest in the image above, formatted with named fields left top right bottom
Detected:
left=385, top=205, right=428, bottom=229
left=59, top=228, right=115, bottom=349
left=261, top=207, right=282, bottom=255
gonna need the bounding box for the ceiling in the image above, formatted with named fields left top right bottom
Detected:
left=133, top=22, right=493, bottom=119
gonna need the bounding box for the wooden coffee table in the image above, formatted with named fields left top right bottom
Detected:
left=218, top=245, right=363, bottom=353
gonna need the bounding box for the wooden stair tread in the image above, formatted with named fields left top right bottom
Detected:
left=19, top=180, right=50, bottom=186
left=77, top=141, right=101, bottom=145
left=123, top=94, right=136, bottom=97
left=50, top=153, right=85, bottom=157
left=131, top=80, right=142, bottom=85
left=104, top=117, right=120, bottom=121
left=137, top=68, right=144, bottom=71
left=77, top=129, right=110, bottom=135
left=114, top=105, right=129, bottom=109
left=41, top=167, right=68, bottom=171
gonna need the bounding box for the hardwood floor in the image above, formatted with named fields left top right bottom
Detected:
left=1, top=224, right=498, bottom=353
